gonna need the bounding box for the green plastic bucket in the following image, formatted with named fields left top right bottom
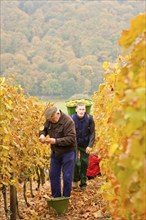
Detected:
left=66, top=106, right=76, bottom=115
left=47, top=197, right=70, bottom=214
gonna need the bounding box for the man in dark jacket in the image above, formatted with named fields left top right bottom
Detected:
left=72, top=102, right=95, bottom=190
left=39, top=104, right=76, bottom=198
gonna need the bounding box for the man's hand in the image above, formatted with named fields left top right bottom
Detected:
left=78, top=150, right=80, bottom=159
left=39, top=134, right=46, bottom=143
left=45, top=138, right=56, bottom=144
left=86, top=146, right=91, bottom=154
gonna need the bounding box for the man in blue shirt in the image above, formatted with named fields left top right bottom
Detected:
left=71, top=102, right=95, bottom=190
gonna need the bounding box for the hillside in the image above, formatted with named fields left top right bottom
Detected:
left=0, top=0, right=144, bottom=98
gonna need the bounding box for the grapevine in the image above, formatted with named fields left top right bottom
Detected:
left=92, top=13, right=145, bottom=219
left=0, top=78, right=51, bottom=218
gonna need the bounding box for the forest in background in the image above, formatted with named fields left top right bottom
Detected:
left=0, top=12, right=145, bottom=219
left=0, top=0, right=144, bottom=98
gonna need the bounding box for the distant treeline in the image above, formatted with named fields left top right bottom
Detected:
left=1, top=0, right=144, bottom=98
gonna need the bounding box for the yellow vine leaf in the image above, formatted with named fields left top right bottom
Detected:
left=119, top=13, right=146, bottom=48
left=109, top=143, right=118, bottom=155
left=102, top=61, right=109, bottom=70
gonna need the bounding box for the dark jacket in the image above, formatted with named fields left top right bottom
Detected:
left=39, top=111, right=77, bottom=155
left=71, top=113, right=95, bottom=150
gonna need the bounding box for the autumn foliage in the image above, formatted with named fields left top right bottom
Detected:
left=0, top=79, right=52, bottom=218
left=92, top=13, right=145, bottom=219
left=0, top=78, right=51, bottom=188
left=0, top=13, right=145, bottom=220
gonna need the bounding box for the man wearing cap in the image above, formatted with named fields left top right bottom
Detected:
left=39, top=105, right=77, bottom=198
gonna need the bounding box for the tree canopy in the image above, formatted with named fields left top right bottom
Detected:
left=0, top=0, right=144, bottom=98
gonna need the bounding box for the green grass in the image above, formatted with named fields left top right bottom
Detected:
left=37, top=96, right=68, bottom=114
left=44, top=98, right=67, bottom=114
left=38, top=97, right=94, bottom=115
